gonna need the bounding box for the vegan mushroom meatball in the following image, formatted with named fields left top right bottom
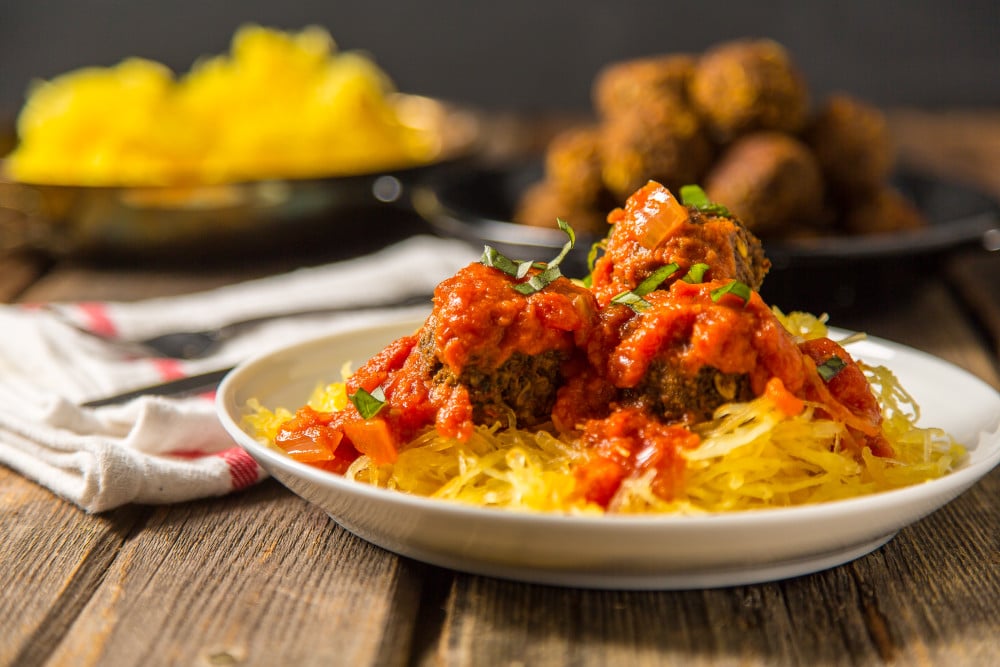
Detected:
left=603, top=280, right=806, bottom=424
left=705, top=132, right=826, bottom=236
left=543, top=125, right=609, bottom=207
left=842, top=186, right=926, bottom=235
left=690, top=39, right=810, bottom=142
left=513, top=180, right=611, bottom=236
left=592, top=53, right=697, bottom=120
left=805, top=94, right=894, bottom=201
left=589, top=181, right=770, bottom=306
left=600, top=99, right=714, bottom=199
left=417, top=261, right=598, bottom=436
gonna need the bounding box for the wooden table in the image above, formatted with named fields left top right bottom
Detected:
left=2, top=110, right=999, bottom=666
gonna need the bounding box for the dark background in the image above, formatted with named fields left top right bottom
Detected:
left=1, top=0, right=998, bottom=123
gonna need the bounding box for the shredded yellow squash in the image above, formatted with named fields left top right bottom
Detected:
left=5, top=25, right=438, bottom=185
left=243, top=312, right=965, bottom=514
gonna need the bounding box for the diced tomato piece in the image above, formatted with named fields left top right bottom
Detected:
left=574, top=455, right=626, bottom=507
left=275, top=406, right=346, bottom=463
left=276, top=426, right=344, bottom=463
left=343, top=418, right=398, bottom=465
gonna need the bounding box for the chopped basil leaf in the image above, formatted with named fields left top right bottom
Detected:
left=482, top=219, right=578, bottom=295
left=514, top=264, right=563, bottom=294
left=349, top=386, right=386, bottom=419
left=680, top=184, right=731, bottom=217
left=710, top=280, right=752, bottom=304
left=636, top=263, right=680, bottom=294
left=680, top=185, right=711, bottom=208
left=610, top=263, right=680, bottom=312
left=582, top=234, right=610, bottom=288
left=586, top=237, right=606, bottom=273
left=610, top=290, right=651, bottom=312
left=683, top=263, right=710, bottom=284
left=550, top=218, right=576, bottom=268
left=817, top=356, right=847, bottom=382
left=481, top=245, right=523, bottom=277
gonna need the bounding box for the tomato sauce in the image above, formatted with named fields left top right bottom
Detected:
left=799, top=337, right=892, bottom=456
left=590, top=181, right=769, bottom=306
left=573, top=407, right=701, bottom=506
left=273, top=181, right=893, bottom=507
left=606, top=279, right=806, bottom=394
left=430, top=262, right=595, bottom=373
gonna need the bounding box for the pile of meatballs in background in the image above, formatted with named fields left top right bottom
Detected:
left=514, top=38, right=926, bottom=240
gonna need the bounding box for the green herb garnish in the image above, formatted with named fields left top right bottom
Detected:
left=514, top=265, right=562, bottom=295
left=582, top=233, right=610, bottom=288
left=481, top=245, right=531, bottom=279
left=817, top=356, right=847, bottom=382
left=680, top=184, right=731, bottom=217
left=611, top=263, right=680, bottom=312
left=349, top=386, right=387, bottom=419
left=682, top=263, right=711, bottom=284
left=482, top=218, right=577, bottom=295
left=710, top=280, right=752, bottom=304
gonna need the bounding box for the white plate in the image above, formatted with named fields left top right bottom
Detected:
left=216, top=318, right=1000, bottom=589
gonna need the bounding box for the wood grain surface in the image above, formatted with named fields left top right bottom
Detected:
left=1, top=110, right=999, bottom=667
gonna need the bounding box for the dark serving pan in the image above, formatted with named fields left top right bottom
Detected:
left=413, top=161, right=1000, bottom=314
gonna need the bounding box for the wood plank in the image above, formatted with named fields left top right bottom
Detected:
left=0, top=251, right=49, bottom=302
left=423, top=569, right=877, bottom=665
left=863, top=469, right=1000, bottom=665
left=888, top=109, right=1000, bottom=198
left=18, top=266, right=268, bottom=303
left=0, top=471, right=147, bottom=667
left=948, top=251, right=1000, bottom=358
left=42, top=481, right=427, bottom=667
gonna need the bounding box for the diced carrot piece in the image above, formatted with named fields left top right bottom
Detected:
left=343, top=418, right=398, bottom=465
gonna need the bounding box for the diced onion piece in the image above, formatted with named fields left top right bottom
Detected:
left=639, top=187, right=689, bottom=249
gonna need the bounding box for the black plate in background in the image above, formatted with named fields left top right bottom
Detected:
left=412, top=162, right=1000, bottom=315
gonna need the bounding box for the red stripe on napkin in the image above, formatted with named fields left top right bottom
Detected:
left=169, top=449, right=210, bottom=459
left=151, top=358, right=187, bottom=381
left=78, top=302, right=117, bottom=337
left=218, top=447, right=259, bottom=490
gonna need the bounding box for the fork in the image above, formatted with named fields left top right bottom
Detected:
left=118, top=291, right=433, bottom=360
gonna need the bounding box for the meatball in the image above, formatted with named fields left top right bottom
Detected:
left=600, top=98, right=714, bottom=199
left=592, top=53, right=697, bottom=120
left=690, top=39, right=810, bottom=142
left=841, top=186, right=926, bottom=235
left=628, top=363, right=752, bottom=423
left=603, top=280, right=807, bottom=424
left=418, top=262, right=598, bottom=434
left=543, top=125, right=609, bottom=208
left=805, top=94, right=894, bottom=201
left=513, top=180, right=610, bottom=236
left=705, top=132, right=826, bottom=236
left=589, top=180, right=770, bottom=306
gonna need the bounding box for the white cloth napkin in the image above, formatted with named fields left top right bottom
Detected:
left=0, top=235, right=478, bottom=512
